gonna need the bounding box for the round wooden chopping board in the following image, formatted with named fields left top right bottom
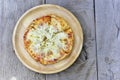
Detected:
left=12, top=4, right=83, bottom=74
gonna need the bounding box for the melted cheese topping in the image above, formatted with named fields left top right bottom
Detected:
left=27, top=23, right=68, bottom=60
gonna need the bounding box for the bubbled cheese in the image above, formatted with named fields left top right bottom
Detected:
left=27, top=23, right=68, bottom=60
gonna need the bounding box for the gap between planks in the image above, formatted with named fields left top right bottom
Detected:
left=42, top=0, right=46, bottom=4
left=93, top=0, right=98, bottom=80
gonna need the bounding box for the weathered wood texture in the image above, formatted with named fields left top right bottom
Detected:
left=1, top=0, right=120, bottom=80
left=95, top=0, right=120, bottom=80
left=0, top=0, right=98, bottom=80
left=46, top=0, right=97, bottom=80
left=0, top=0, right=45, bottom=80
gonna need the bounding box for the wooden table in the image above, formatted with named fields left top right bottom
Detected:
left=0, top=0, right=120, bottom=80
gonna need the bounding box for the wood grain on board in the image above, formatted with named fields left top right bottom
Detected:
left=95, top=0, right=120, bottom=80
left=46, top=0, right=97, bottom=80
left=0, top=0, right=45, bottom=80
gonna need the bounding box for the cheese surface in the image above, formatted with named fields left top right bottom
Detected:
left=27, top=23, right=68, bottom=60
left=23, top=15, right=74, bottom=65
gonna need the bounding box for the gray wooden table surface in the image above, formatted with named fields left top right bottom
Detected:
left=0, top=0, right=120, bottom=80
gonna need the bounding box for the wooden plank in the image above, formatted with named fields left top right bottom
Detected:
left=0, top=0, right=45, bottom=80
left=95, top=0, right=120, bottom=80
left=0, top=0, right=2, bottom=54
left=46, top=0, right=97, bottom=80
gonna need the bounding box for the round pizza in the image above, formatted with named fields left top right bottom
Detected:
left=23, top=14, right=74, bottom=65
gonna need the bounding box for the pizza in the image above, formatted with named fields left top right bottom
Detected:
left=23, top=14, right=74, bottom=65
